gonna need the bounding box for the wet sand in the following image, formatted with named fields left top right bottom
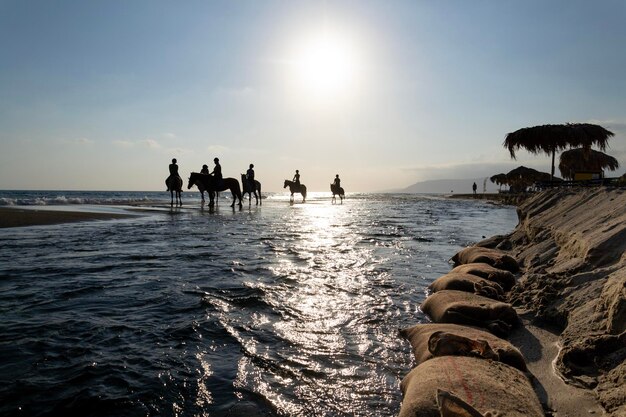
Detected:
left=0, top=207, right=136, bottom=228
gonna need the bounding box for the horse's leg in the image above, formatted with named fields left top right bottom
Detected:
left=170, top=190, right=174, bottom=206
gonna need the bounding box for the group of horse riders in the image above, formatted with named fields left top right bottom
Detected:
left=167, top=158, right=341, bottom=193
left=292, top=169, right=341, bottom=189
left=167, top=158, right=256, bottom=191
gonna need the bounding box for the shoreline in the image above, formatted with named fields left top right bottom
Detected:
left=0, top=206, right=138, bottom=228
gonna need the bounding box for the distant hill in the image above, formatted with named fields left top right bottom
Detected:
left=398, top=178, right=500, bottom=194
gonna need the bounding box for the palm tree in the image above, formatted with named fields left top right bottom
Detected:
left=503, top=123, right=614, bottom=180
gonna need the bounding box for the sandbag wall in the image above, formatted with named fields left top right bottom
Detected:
left=398, top=246, right=544, bottom=417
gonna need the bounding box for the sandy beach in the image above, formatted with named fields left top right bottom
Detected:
left=486, top=188, right=625, bottom=416
left=0, top=207, right=136, bottom=228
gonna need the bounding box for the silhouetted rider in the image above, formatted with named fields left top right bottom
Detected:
left=200, top=164, right=209, bottom=175
left=246, top=164, right=255, bottom=188
left=293, top=170, right=300, bottom=186
left=333, top=174, right=341, bottom=188
left=167, top=158, right=182, bottom=191
left=211, top=158, right=222, bottom=185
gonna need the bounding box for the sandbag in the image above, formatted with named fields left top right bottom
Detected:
left=421, top=290, right=519, bottom=336
left=429, top=273, right=505, bottom=300
left=451, top=247, right=519, bottom=273
left=399, top=356, right=543, bottom=417
left=400, top=323, right=527, bottom=372
left=450, top=262, right=516, bottom=290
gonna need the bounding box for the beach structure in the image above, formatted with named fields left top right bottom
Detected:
left=558, top=147, right=620, bottom=180
left=503, top=123, right=615, bottom=180
left=504, top=165, right=553, bottom=192
left=489, top=173, right=507, bottom=191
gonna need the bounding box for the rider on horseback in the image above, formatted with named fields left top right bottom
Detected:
left=293, top=170, right=300, bottom=186
left=246, top=164, right=255, bottom=189
left=333, top=174, right=341, bottom=188
left=211, top=158, right=223, bottom=186
left=200, top=164, right=209, bottom=175
left=167, top=158, right=182, bottom=191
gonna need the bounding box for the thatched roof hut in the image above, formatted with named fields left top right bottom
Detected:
left=505, top=166, right=553, bottom=192
left=503, top=123, right=615, bottom=179
left=558, top=148, right=620, bottom=180
left=490, top=173, right=508, bottom=190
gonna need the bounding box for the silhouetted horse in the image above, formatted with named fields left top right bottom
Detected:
left=165, top=176, right=183, bottom=206
left=330, top=184, right=345, bottom=204
left=283, top=180, right=307, bottom=203
left=185, top=173, right=217, bottom=204
left=188, top=172, right=242, bottom=208
left=241, top=174, right=262, bottom=206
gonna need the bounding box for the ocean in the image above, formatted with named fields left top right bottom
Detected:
left=0, top=190, right=518, bottom=417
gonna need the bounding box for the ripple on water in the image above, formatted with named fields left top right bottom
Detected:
left=0, top=195, right=518, bottom=416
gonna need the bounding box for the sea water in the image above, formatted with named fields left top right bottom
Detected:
left=0, top=191, right=518, bottom=416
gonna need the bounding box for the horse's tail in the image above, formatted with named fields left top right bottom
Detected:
left=301, top=185, right=307, bottom=199
left=256, top=181, right=261, bottom=197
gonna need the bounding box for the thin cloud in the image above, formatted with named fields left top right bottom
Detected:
left=142, top=139, right=162, bottom=149
left=113, top=140, right=134, bottom=148
left=206, top=145, right=230, bottom=154
left=64, top=137, right=94, bottom=145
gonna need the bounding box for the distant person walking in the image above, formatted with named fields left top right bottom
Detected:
left=167, top=158, right=182, bottom=191
left=200, top=164, right=209, bottom=175
left=293, top=170, right=300, bottom=186
left=472, top=182, right=477, bottom=195
left=211, top=158, right=222, bottom=184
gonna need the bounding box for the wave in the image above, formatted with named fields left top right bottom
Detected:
left=0, top=191, right=179, bottom=206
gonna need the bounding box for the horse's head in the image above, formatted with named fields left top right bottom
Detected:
left=283, top=180, right=289, bottom=188
left=187, top=173, right=196, bottom=189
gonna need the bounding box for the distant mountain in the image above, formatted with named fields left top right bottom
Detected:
left=398, top=178, right=500, bottom=194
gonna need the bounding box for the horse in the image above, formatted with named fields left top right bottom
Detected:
left=185, top=172, right=216, bottom=204
left=330, top=183, right=345, bottom=204
left=188, top=172, right=243, bottom=208
left=165, top=175, right=183, bottom=206
left=241, top=174, right=262, bottom=206
left=283, top=180, right=307, bottom=203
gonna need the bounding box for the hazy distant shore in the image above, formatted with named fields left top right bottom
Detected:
left=0, top=207, right=136, bottom=228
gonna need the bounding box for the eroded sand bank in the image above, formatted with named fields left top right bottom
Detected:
left=489, top=188, right=625, bottom=416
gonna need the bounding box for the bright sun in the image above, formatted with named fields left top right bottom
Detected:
left=291, top=31, right=357, bottom=99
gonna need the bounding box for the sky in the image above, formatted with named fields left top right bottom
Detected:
left=1, top=0, right=625, bottom=192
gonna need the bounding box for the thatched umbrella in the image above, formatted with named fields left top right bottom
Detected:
left=505, top=166, right=553, bottom=192
left=490, top=173, right=508, bottom=191
left=503, top=123, right=615, bottom=180
left=558, top=147, right=620, bottom=180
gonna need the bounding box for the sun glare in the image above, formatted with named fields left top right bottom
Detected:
left=291, top=31, right=358, bottom=100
